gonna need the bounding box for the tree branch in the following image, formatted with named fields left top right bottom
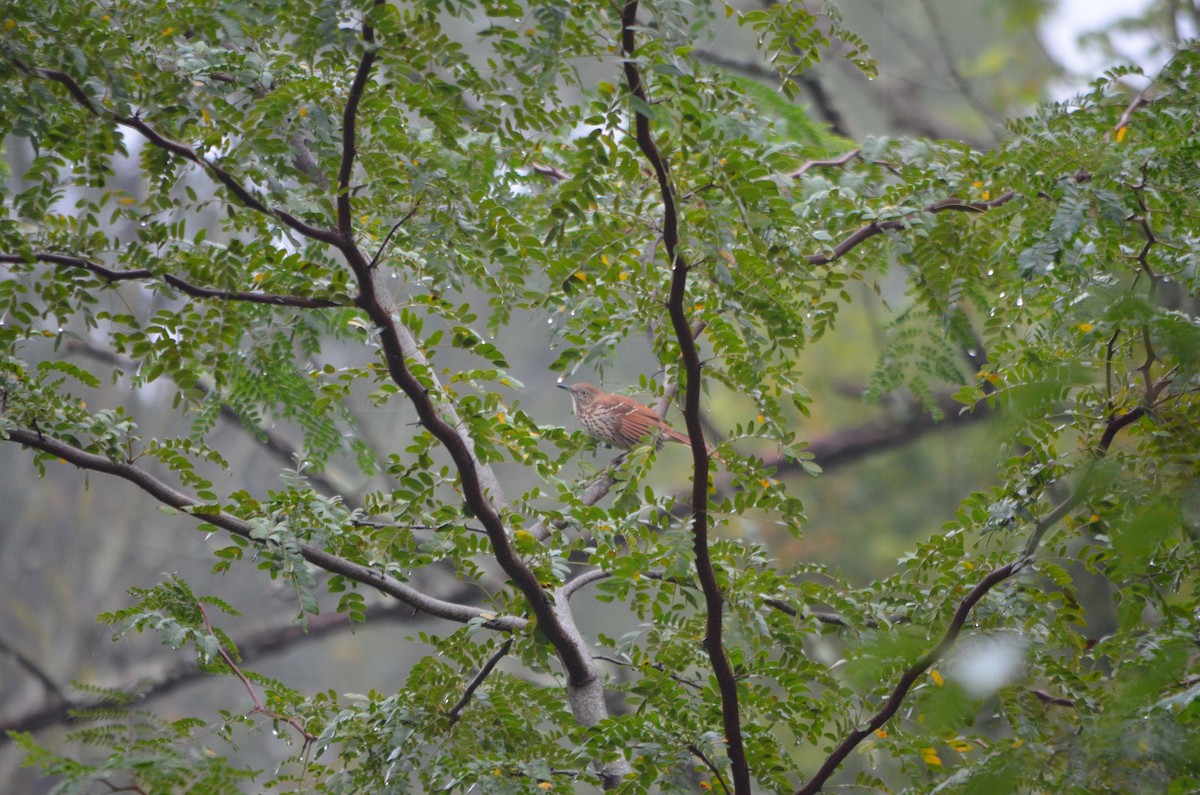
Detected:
left=446, top=638, right=513, bottom=724
left=803, top=192, right=1017, bottom=268
left=337, top=0, right=385, bottom=238
left=795, top=377, right=1166, bottom=795
left=1, top=252, right=344, bottom=309
left=621, top=5, right=750, bottom=793
left=0, top=600, right=420, bottom=739
left=2, top=428, right=524, bottom=631
left=19, top=65, right=343, bottom=247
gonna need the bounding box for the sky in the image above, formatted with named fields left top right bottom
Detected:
left=1041, top=0, right=1178, bottom=96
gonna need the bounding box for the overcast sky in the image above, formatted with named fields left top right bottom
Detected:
left=1041, top=0, right=1177, bottom=95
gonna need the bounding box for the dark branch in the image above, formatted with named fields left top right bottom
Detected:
left=446, top=639, right=513, bottom=724
left=337, top=0, right=385, bottom=237
left=0, top=601, right=420, bottom=738
left=0, top=635, right=66, bottom=702
left=1, top=252, right=344, bottom=309
left=22, top=66, right=342, bottom=247
left=621, top=5, right=750, bottom=793
left=795, top=377, right=1167, bottom=795
left=804, top=192, right=1017, bottom=268
left=795, top=563, right=1017, bottom=795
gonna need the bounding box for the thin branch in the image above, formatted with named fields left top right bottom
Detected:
left=367, top=200, right=422, bottom=269
left=803, top=192, right=1017, bottom=268
left=197, top=603, right=313, bottom=742
left=1110, top=82, right=1155, bottom=139
left=2, top=428, right=525, bottom=631
left=337, top=0, right=385, bottom=237
left=0, top=635, right=66, bottom=702
left=796, top=377, right=1168, bottom=795
left=795, top=563, right=1017, bottom=795
left=688, top=743, right=733, bottom=795
left=446, top=638, right=513, bottom=724
left=621, top=5, right=749, bottom=793
left=0, top=252, right=344, bottom=309
left=1032, top=688, right=1075, bottom=708
left=0, top=600, right=419, bottom=738
left=19, top=65, right=342, bottom=247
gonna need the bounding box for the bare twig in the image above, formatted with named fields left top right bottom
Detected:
left=446, top=638, right=513, bottom=724
left=197, top=603, right=314, bottom=742
left=0, top=635, right=66, bottom=702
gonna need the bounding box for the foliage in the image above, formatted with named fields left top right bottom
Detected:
left=2, top=1, right=1198, bottom=793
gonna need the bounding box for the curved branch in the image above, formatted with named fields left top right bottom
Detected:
left=795, top=563, right=1017, bottom=795
left=621, top=5, right=750, bottom=793
left=1, top=252, right=345, bottom=309
left=21, top=66, right=343, bottom=247
left=803, top=192, right=1017, bottom=267
left=795, top=379, right=1165, bottom=795
left=2, top=428, right=525, bottom=631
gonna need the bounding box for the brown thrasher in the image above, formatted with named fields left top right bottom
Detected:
left=557, top=382, right=696, bottom=451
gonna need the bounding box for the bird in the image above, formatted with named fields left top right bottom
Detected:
left=557, top=382, right=695, bottom=451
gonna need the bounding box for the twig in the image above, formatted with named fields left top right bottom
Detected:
left=446, top=639, right=513, bottom=724
left=803, top=192, right=1017, bottom=268
left=367, top=200, right=422, bottom=269
left=197, top=603, right=314, bottom=742
left=687, top=742, right=733, bottom=795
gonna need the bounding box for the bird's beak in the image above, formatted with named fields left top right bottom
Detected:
left=556, top=383, right=570, bottom=391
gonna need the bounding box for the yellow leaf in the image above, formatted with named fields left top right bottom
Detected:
left=874, top=729, right=888, bottom=738
left=920, top=747, right=942, bottom=767
left=573, top=271, right=587, bottom=281
left=700, top=783, right=712, bottom=791
left=1077, top=322, right=1094, bottom=332
left=972, top=180, right=983, bottom=188
left=725, top=3, right=733, bottom=17
left=930, top=669, right=944, bottom=686
left=949, top=739, right=973, bottom=753
left=299, top=106, right=308, bottom=118
left=162, top=26, right=175, bottom=35
left=4, top=18, right=15, bottom=29
left=618, top=272, right=629, bottom=281
left=1089, top=514, right=1100, bottom=523
left=981, top=191, right=990, bottom=201
left=601, top=254, right=609, bottom=265
left=962, top=560, right=974, bottom=571
left=1116, top=125, right=1128, bottom=142
left=538, top=784, right=552, bottom=791
left=117, top=196, right=137, bottom=206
